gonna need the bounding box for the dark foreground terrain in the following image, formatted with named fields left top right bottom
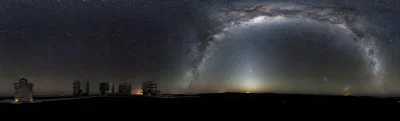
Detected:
left=1, top=93, right=399, bottom=111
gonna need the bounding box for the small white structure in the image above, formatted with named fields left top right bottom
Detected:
left=73, top=80, right=89, bottom=96
left=13, top=78, right=34, bottom=102
left=118, top=83, right=131, bottom=95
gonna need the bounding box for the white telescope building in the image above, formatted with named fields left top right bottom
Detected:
left=13, top=78, right=34, bottom=102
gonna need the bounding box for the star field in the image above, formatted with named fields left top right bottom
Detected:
left=0, top=0, right=400, bottom=96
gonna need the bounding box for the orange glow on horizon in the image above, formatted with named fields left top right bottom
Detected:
left=131, top=89, right=142, bottom=95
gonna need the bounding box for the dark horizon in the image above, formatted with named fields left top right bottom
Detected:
left=1, top=92, right=398, bottom=99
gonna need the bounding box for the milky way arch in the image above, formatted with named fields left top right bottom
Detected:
left=184, top=3, right=386, bottom=93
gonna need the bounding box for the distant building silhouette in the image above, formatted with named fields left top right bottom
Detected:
left=118, top=83, right=131, bottom=95
left=13, top=78, right=34, bottom=102
left=99, top=82, right=114, bottom=96
left=73, top=80, right=89, bottom=96
left=141, top=80, right=161, bottom=96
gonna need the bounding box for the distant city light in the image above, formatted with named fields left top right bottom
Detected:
left=131, top=89, right=143, bottom=95
left=246, top=92, right=250, bottom=93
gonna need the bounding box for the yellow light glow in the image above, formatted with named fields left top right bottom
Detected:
left=131, top=89, right=141, bottom=95
left=30, top=98, right=34, bottom=102
left=130, top=89, right=143, bottom=95
left=241, top=77, right=261, bottom=92
left=14, top=99, right=18, bottom=102
left=136, top=90, right=142, bottom=95
left=246, top=92, right=250, bottom=93
left=343, top=92, right=351, bottom=96
left=343, top=86, right=351, bottom=96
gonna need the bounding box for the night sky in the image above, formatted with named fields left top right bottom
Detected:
left=1, top=0, right=400, bottom=97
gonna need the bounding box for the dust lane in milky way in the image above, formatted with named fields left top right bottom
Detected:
left=184, top=2, right=385, bottom=94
